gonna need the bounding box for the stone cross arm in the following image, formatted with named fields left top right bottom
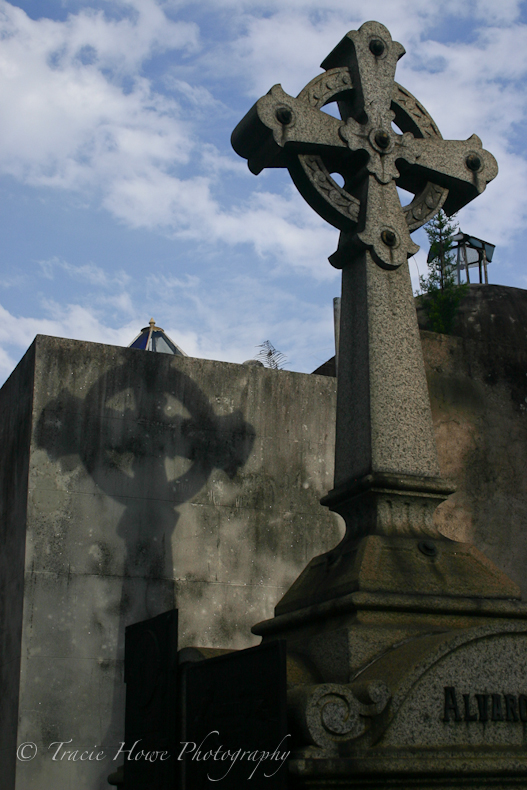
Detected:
left=232, top=21, right=498, bottom=270
left=234, top=86, right=495, bottom=206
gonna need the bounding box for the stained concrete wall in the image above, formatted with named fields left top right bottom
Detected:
left=315, top=284, right=527, bottom=597
left=0, top=344, right=34, bottom=790
left=419, top=285, right=527, bottom=597
left=3, top=335, right=342, bottom=790
left=4, top=284, right=527, bottom=789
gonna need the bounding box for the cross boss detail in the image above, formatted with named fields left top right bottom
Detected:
left=232, top=21, right=498, bottom=270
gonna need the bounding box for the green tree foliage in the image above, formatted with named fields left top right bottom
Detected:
left=418, top=209, right=468, bottom=334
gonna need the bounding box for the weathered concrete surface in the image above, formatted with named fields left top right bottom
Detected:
left=4, top=285, right=527, bottom=789
left=0, top=344, right=34, bottom=790
left=418, top=285, right=527, bottom=598
left=2, top=335, right=342, bottom=790
left=416, top=282, right=527, bottom=346
left=315, top=284, right=527, bottom=598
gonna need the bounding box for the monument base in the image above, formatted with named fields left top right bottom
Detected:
left=254, top=533, right=523, bottom=677
left=284, top=621, right=527, bottom=788
left=273, top=532, right=520, bottom=616
left=252, top=535, right=527, bottom=787
left=289, top=757, right=527, bottom=789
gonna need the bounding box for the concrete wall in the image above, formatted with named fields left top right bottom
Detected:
left=415, top=286, right=527, bottom=596
left=424, top=340, right=527, bottom=594
left=426, top=330, right=527, bottom=587
left=0, top=344, right=34, bottom=790
left=4, top=284, right=527, bottom=788
left=314, top=285, right=527, bottom=600
left=5, top=335, right=342, bottom=790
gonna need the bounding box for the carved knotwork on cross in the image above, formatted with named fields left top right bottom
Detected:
left=232, top=20, right=497, bottom=271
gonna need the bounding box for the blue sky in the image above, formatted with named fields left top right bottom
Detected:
left=0, top=0, right=526, bottom=382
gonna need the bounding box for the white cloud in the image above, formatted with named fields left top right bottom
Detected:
left=0, top=253, right=337, bottom=386
left=2, top=0, right=524, bottom=251
left=0, top=0, right=525, bottom=363
left=37, top=256, right=130, bottom=287
left=195, top=0, right=524, bottom=96
left=0, top=1, right=197, bottom=190
left=0, top=300, right=140, bottom=382
left=0, top=2, right=344, bottom=280
left=148, top=270, right=337, bottom=367
left=395, top=24, right=527, bottom=245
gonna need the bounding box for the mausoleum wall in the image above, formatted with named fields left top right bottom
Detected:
left=4, top=334, right=341, bottom=789
left=0, top=342, right=34, bottom=789
left=425, top=327, right=527, bottom=597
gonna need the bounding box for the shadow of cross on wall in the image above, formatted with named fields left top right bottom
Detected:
left=34, top=360, right=255, bottom=754
left=36, top=361, right=255, bottom=580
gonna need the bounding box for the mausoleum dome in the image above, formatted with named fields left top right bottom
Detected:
left=128, top=317, right=187, bottom=356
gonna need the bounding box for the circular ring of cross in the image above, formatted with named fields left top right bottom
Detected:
left=232, top=21, right=498, bottom=270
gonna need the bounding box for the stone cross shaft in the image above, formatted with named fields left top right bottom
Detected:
left=232, top=21, right=498, bottom=540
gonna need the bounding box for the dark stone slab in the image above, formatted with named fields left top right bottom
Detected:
left=124, top=609, right=178, bottom=790
left=179, top=640, right=288, bottom=789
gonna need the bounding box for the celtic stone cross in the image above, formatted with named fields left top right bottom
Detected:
left=232, top=21, right=497, bottom=545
